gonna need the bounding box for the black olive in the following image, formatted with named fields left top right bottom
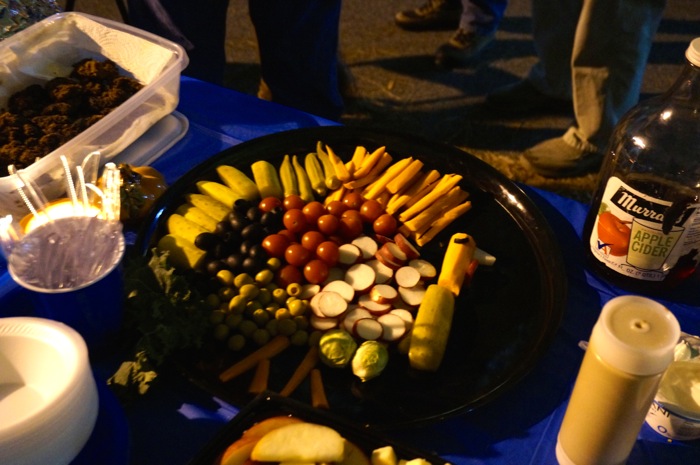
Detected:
left=247, top=243, right=267, bottom=259
left=260, top=210, right=282, bottom=228
left=234, top=199, right=251, bottom=214
left=239, top=239, right=255, bottom=256
left=206, top=259, right=226, bottom=275
left=215, top=221, right=231, bottom=236
left=229, top=212, right=250, bottom=232
left=242, top=256, right=264, bottom=273
left=194, top=232, right=220, bottom=251
left=225, top=254, right=243, bottom=272
left=241, top=223, right=264, bottom=240
left=246, top=206, right=261, bottom=222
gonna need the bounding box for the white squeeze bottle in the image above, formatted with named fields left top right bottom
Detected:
left=556, top=296, right=680, bottom=465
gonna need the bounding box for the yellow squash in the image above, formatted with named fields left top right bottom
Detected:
left=408, top=233, right=477, bottom=371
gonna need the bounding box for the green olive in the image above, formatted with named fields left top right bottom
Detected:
left=227, top=334, right=246, bottom=351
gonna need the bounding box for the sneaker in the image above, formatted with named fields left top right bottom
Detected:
left=524, top=137, right=603, bottom=178
left=485, top=80, right=572, bottom=115
left=434, top=28, right=495, bottom=68
left=395, top=0, right=461, bottom=31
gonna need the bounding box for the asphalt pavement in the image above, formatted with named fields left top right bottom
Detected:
left=62, top=0, right=700, bottom=202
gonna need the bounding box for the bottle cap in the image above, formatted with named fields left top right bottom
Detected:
left=685, top=38, right=700, bottom=67
left=590, top=296, right=680, bottom=376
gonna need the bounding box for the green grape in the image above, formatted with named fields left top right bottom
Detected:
left=227, top=334, right=246, bottom=351
left=290, top=330, right=308, bottom=346
left=252, top=308, right=270, bottom=326
left=257, top=287, right=272, bottom=306
left=277, top=318, right=297, bottom=336
left=209, top=309, right=226, bottom=325
left=265, top=318, right=279, bottom=336
left=225, top=313, right=243, bottom=329
left=205, top=293, right=221, bottom=309
left=238, top=319, right=257, bottom=338
left=251, top=328, right=271, bottom=346
left=213, top=323, right=230, bottom=341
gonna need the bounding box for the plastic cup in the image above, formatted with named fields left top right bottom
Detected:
left=8, top=226, right=126, bottom=353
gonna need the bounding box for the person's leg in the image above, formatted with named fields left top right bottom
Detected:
left=566, top=0, right=666, bottom=151
left=525, top=0, right=665, bottom=177
left=485, top=0, right=579, bottom=112
left=434, top=0, right=508, bottom=68
left=394, top=0, right=462, bottom=31
left=248, top=0, right=343, bottom=121
left=126, top=0, right=229, bottom=84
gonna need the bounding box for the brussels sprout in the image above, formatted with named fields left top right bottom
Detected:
left=352, top=340, right=389, bottom=382
left=318, top=329, right=357, bottom=368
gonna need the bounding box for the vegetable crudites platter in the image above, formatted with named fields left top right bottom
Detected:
left=133, top=126, right=567, bottom=428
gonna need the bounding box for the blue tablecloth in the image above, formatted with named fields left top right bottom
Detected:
left=1, top=77, right=699, bottom=465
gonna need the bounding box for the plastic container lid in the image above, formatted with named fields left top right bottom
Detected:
left=685, top=37, right=700, bottom=67
left=590, top=296, right=680, bottom=376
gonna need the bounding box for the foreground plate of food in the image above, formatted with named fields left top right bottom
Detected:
left=187, top=393, right=448, bottom=465
left=136, top=126, right=567, bottom=427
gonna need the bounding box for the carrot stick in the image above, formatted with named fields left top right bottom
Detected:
left=219, top=335, right=290, bottom=383
left=310, top=368, right=330, bottom=409
left=248, top=358, right=270, bottom=394
left=279, top=345, right=319, bottom=397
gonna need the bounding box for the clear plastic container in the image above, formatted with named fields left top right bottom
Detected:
left=0, top=12, right=188, bottom=218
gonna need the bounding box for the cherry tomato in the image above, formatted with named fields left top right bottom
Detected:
left=283, top=208, right=308, bottom=234
left=259, top=196, right=283, bottom=213
left=261, top=233, right=290, bottom=258
left=341, top=209, right=363, bottom=224
left=317, top=214, right=340, bottom=235
left=301, top=230, right=326, bottom=251
left=359, top=199, right=384, bottom=223
left=339, top=215, right=363, bottom=240
left=325, top=200, right=347, bottom=217
left=283, top=195, right=306, bottom=211
left=303, top=259, right=330, bottom=284
left=302, top=201, right=326, bottom=224
left=276, top=264, right=302, bottom=287
left=342, top=191, right=364, bottom=210
left=373, top=213, right=398, bottom=236
left=277, top=229, right=297, bottom=244
left=285, top=243, right=312, bottom=267
left=316, top=241, right=340, bottom=266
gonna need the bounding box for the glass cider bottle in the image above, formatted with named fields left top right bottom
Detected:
left=583, top=38, right=700, bottom=294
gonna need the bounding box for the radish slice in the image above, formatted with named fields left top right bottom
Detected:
left=358, top=293, right=392, bottom=315
left=322, top=280, right=355, bottom=302
left=408, top=259, right=437, bottom=280
left=398, top=284, right=426, bottom=307
left=390, top=308, right=414, bottom=330
left=366, top=259, right=393, bottom=284
left=393, top=233, right=420, bottom=260
left=377, top=313, right=407, bottom=341
left=310, top=314, right=339, bottom=331
left=338, top=243, right=362, bottom=266
left=394, top=266, right=421, bottom=288
left=344, top=263, right=376, bottom=293
left=370, top=284, right=398, bottom=304
left=298, top=283, right=320, bottom=300
left=386, top=242, right=408, bottom=262
left=309, top=292, right=325, bottom=318
left=353, top=317, right=383, bottom=341
left=342, top=306, right=372, bottom=333
left=351, top=235, right=378, bottom=260
left=375, top=245, right=404, bottom=270
left=318, top=291, right=348, bottom=318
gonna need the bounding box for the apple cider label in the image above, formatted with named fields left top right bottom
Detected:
left=589, top=177, right=700, bottom=281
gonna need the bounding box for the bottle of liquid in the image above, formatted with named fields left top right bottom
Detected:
left=582, top=37, right=700, bottom=294
left=556, top=296, right=680, bottom=465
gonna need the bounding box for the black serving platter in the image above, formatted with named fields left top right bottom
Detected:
left=136, top=126, right=567, bottom=428
left=186, top=393, right=448, bottom=465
